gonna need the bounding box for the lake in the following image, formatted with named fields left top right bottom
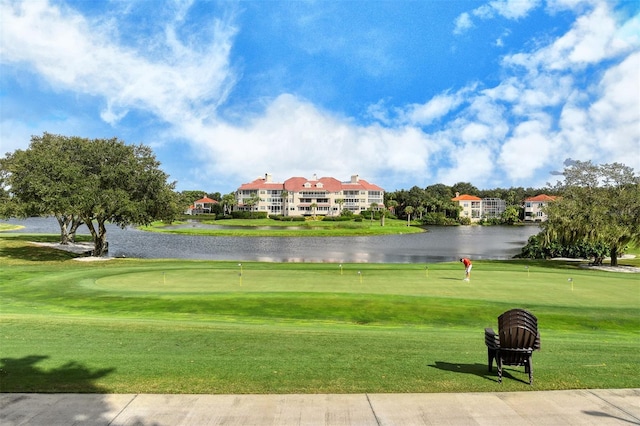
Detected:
left=2, top=217, right=540, bottom=263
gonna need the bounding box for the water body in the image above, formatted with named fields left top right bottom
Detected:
left=2, top=217, right=540, bottom=263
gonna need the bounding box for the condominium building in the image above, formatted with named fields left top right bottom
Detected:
left=524, top=194, right=557, bottom=222
left=236, top=174, right=385, bottom=216
left=451, top=193, right=483, bottom=222
left=451, top=193, right=507, bottom=222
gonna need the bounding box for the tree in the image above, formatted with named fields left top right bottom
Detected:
left=280, top=190, right=289, bottom=216
left=243, top=194, right=261, bottom=215
left=542, top=161, right=640, bottom=266
left=310, top=202, right=318, bottom=219
left=370, top=202, right=378, bottom=223
left=335, top=198, right=344, bottom=217
left=404, top=206, right=414, bottom=226
left=221, top=193, right=236, bottom=216
left=451, top=182, right=479, bottom=196
left=1, top=133, right=86, bottom=244
left=385, top=199, right=397, bottom=217
left=75, top=137, right=177, bottom=256
left=501, top=205, right=520, bottom=225
left=2, top=134, right=176, bottom=256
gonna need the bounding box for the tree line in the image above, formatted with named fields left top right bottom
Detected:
left=2, top=133, right=638, bottom=265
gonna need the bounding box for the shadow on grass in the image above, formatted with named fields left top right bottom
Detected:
left=429, top=361, right=531, bottom=385
left=0, top=355, right=114, bottom=392
left=0, top=234, right=92, bottom=262
left=0, top=355, right=161, bottom=426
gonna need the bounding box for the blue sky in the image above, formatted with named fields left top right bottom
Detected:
left=1, top=0, right=638, bottom=194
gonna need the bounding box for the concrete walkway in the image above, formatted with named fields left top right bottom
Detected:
left=1, top=389, right=639, bottom=425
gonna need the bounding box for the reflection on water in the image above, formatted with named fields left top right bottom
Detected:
left=2, top=217, right=540, bottom=263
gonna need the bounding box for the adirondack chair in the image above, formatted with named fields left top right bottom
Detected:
left=484, top=308, right=540, bottom=384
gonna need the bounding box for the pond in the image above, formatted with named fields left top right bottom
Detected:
left=2, top=217, right=540, bottom=264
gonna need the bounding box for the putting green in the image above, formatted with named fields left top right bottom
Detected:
left=68, top=263, right=638, bottom=310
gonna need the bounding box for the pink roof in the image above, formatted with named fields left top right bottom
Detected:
left=238, top=177, right=284, bottom=191
left=343, top=178, right=384, bottom=192
left=525, top=194, right=557, bottom=202
left=284, top=176, right=343, bottom=192
left=451, top=194, right=481, bottom=201
left=238, top=175, right=385, bottom=193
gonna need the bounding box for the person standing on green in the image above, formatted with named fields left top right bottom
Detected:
left=460, top=258, right=472, bottom=281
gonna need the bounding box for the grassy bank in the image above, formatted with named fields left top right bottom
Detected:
left=0, top=234, right=638, bottom=393
left=141, top=217, right=425, bottom=236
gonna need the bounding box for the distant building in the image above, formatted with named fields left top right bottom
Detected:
left=186, top=196, right=218, bottom=215
left=524, top=194, right=557, bottom=222
left=452, top=193, right=483, bottom=222
left=235, top=174, right=385, bottom=217
left=451, top=193, right=507, bottom=222
left=482, top=198, right=506, bottom=219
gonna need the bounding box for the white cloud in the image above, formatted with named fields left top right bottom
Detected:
left=503, top=2, right=638, bottom=71
left=183, top=94, right=436, bottom=185
left=1, top=0, right=638, bottom=193
left=402, top=91, right=467, bottom=126
left=484, top=0, right=541, bottom=20
left=454, top=0, right=541, bottom=35
left=498, top=118, right=554, bottom=180
left=453, top=12, right=473, bottom=35
left=0, top=0, right=237, bottom=126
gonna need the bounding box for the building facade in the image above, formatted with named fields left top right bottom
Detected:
left=451, top=193, right=507, bottom=222
left=523, top=194, right=557, bottom=222
left=451, top=193, right=483, bottom=222
left=185, top=196, right=218, bottom=215
left=236, top=174, right=385, bottom=217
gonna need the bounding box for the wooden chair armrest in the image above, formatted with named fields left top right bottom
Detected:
left=485, top=328, right=499, bottom=349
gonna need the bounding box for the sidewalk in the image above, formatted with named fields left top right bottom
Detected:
left=1, top=389, right=639, bottom=425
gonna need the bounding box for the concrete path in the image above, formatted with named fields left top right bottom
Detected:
left=1, top=389, right=639, bottom=425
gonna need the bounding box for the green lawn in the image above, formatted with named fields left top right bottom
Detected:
left=141, top=217, right=425, bottom=236
left=0, top=234, right=638, bottom=394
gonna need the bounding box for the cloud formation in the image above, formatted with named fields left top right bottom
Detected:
left=1, top=0, right=638, bottom=193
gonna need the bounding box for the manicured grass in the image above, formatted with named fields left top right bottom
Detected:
left=0, top=234, right=638, bottom=394
left=141, top=217, right=425, bottom=236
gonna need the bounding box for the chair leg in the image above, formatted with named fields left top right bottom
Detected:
left=527, top=356, right=533, bottom=385
left=487, top=349, right=495, bottom=372
left=497, top=357, right=503, bottom=383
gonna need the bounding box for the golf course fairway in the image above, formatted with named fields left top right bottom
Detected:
left=0, top=235, right=638, bottom=394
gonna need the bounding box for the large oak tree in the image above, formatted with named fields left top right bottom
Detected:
left=1, top=133, right=178, bottom=256
left=542, top=161, right=640, bottom=266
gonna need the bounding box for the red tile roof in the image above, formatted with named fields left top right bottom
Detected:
left=238, top=177, right=285, bottom=191
left=194, top=197, right=218, bottom=204
left=525, top=194, right=557, bottom=202
left=451, top=194, right=481, bottom=201
left=238, top=176, right=385, bottom=193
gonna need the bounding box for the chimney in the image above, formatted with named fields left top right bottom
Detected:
left=455, top=192, right=460, bottom=197
left=265, top=173, right=272, bottom=182
left=312, top=173, right=317, bottom=181
left=351, top=174, right=359, bottom=183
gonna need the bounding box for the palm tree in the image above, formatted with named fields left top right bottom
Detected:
left=405, top=205, right=414, bottom=226
left=335, top=198, right=344, bottom=216
left=370, top=202, right=378, bottom=223
left=310, top=202, right=318, bottom=220
left=222, top=193, right=236, bottom=216
left=280, top=190, right=289, bottom=217
left=386, top=199, right=398, bottom=217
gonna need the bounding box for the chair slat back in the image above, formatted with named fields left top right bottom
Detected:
left=498, top=309, right=538, bottom=350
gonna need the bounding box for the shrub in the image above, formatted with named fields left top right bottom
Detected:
left=231, top=211, right=268, bottom=219
left=516, top=234, right=615, bottom=264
